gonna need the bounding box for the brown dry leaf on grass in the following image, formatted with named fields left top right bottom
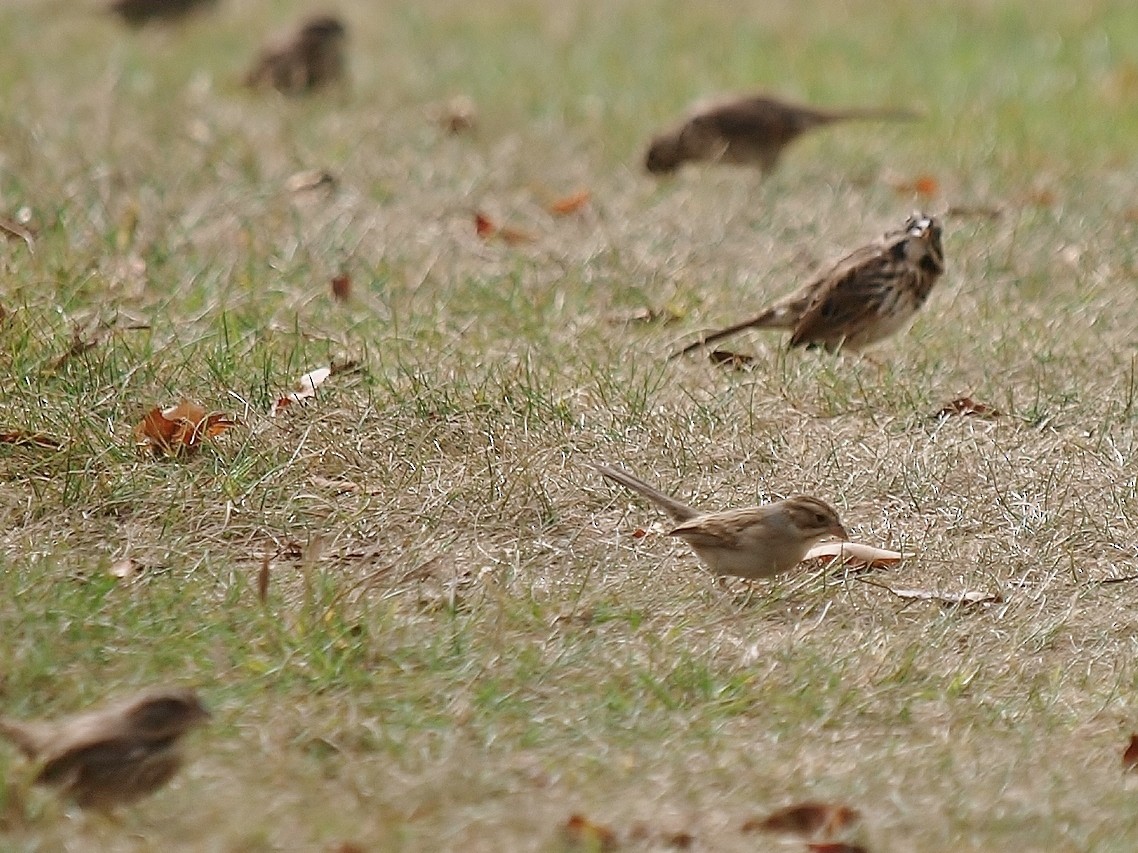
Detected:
left=109, top=557, right=142, bottom=581
left=548, top=189, right=591, bottom=216
left=803, top=541, right=908, bottom=568
left=474, top=211, right=537, bottom=245
left=0, top=215, right=35, bottom=250
left=256, top=555, right=271, bottom=604
left=270, top=361, right=359, bottom=415
left=0, top=430, right=62, bottom=450
left=604, top=305, right=684, bottom=326
left=135, top=400, right=236, bottom=457
left=934, top=395, right=1001, bottom=419
left=742, top=802, right=860, bottom=837
left=709, top=349, right=757, bottom=370
left=434, top=95, right=477, bottom=134
left=561, top=813, right=618, bottom=851
left=285, top=169, right=337, bottom=193
left=861, top=580, right=1003, bottom=606
left=808, top=844, right=870, bottom=853
left=1123, top=734, right=1138, bottom=771
left=331, top=272, right=352, bottom=302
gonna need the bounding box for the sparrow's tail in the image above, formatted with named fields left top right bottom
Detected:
left=668, top=301, right=802, bottom=359
left=594, top=464, right=699, bottom=523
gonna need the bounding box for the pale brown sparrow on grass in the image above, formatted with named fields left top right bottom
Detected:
left=108, top=0, right=217, bottom=26
left=244, top=15, right=348, bottom=95
left=672, top=213, right=945, bottom=358
left=645, top=93, right=918, bottom=176
left=595, top=464, right=848, bottom=580
left=0, top=687, right=209, bottom=811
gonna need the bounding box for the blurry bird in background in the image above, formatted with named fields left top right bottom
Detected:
left=645, top=93, right=919, bottom=176
left=107, top=0, right=219, bottom=27
left=244, top=15, right=349, bottom=95
left=0, top=687, right=210, bottom=811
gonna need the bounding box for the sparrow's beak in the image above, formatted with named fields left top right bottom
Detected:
left=831, top=522, right=851, bottom=541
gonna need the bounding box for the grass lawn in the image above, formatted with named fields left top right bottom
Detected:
left=4, top=0, right=1138, bottom=850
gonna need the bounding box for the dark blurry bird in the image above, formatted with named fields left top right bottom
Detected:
left=107, top=0, right=218, bottom=27
left=244, top=15, right=348, bottom=95
left=644, top=93, right=918, bottom=176
left=0, top=687, right=210, bottom=811
left=671, top=214, right=945, bottom=357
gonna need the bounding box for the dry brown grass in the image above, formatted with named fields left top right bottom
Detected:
left=3, top=0, right=1138, bottom=850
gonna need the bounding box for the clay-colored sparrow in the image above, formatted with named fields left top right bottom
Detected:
left=595, top=464, right=848, bottom=580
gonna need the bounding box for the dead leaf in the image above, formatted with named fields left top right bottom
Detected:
left=0, top=215, right=35, bottom=250
left=709, top=349, right=756, bottom=370
left=808, top=844, right=869, bottom=853
left=331, top=272, right=352, bottom=302
left=0, top=430, right=62, bottom=450
left=286, top=169, right=337, bottom=193
left=1021, top=188, right=1057, bottom=208
left=868, top=583, right=1002, bottom=606
left=742, top=802, right=860, bottom=837
left=605, top=306, right=684, bottom=326
left=271, top=366, right=333, bottom=415
left=934, top=396, right=1001, bottom=419
left=561, top=813, right=618, bottom=851
left=135, top=399, right=236, bottom=457
left=548, top=189, right=591, bottom=216
left=889, top=174, right=939, bottom=197
left=474, top=211, right=497, bottom=238
left=803, top=541, right=909, bottom=568
left=257, top=555, right=271, bottom=604
left=630, top=528, right=649, bottom=540
left=945, top=204, right=1003, bottom=219
left=473, top=211, right=536, bottom=245
left=437, top=95, right=477, bottom=134
left=109, top=558, right=142, bottom=581
left=1123, top=734, right=1138, bottom=771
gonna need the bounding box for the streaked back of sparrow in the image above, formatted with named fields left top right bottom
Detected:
left=594, top=463, right=847, bottom=580
left=645, top=93, right=918, bottom=175
left=0, top=687, right=210, bottom=811
left=108, top=0, right=218, bottom=26
left=244, top=15, right=348, bottom=95
left=671, top=213, right=945, bottom=357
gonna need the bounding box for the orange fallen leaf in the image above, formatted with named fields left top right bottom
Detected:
left=890, top=174, right=939, bottom=197
left=742, top=802, right=860, bottom=837
left=630, top=528, right=649, bottom=540
left=135, top=400, right=236, bottom=457
left=0, top=430, right=62, bottom=450
left=271, top=367, right=333, bottom=415
left=808, top=844, right=870, bottom=853
left=1123, top=734, right=1138, bottom=771
left=561, top=813, right=617, bottom=851
left=473, top=211, right=536, bottom=245
left=474, top=211, right=497, bottom=238
left=331, top=272, right=352, bottom=302
left=934, top=395, right=1001, bottom=419
left=548, top=189, right=591, bottom=216
left=804, top=542, right=909, bottom=568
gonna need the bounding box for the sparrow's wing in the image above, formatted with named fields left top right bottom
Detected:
left=788, top=246, right=899, bottom=348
